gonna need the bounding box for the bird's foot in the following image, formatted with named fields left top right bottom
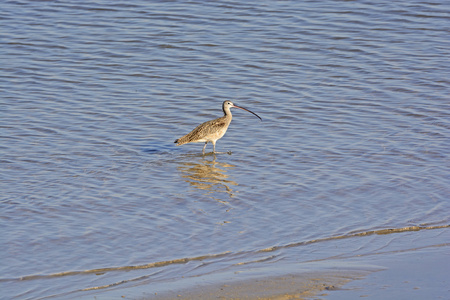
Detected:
left=211, top=151, right=232, bottom=155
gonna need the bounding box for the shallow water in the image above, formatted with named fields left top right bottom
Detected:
left=1, top=0, right=449, bottom=299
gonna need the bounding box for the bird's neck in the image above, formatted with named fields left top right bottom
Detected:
left=223, top=107, right=232, bottom=118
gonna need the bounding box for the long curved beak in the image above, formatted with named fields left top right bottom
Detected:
left=232, top=104, right=262, bottom=121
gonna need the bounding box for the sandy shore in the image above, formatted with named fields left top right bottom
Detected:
left=148, top=269, right=371, bottom=300
left=140, top=239, right=449, bottom=300
left=82, top=227, right=448, bottom=300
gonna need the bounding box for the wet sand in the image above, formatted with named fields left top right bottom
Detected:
left=142, top=240, right=449, bottom=300
left=147, top=269, right=372, bottom=300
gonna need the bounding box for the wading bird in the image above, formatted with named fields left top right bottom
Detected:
left=174, top=101, right=262, bottom=154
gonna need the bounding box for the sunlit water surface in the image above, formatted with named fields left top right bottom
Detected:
left=1, top=0, right=449, bottom=299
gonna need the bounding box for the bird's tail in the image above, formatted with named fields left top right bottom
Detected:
left=174, top=137, right=186, bottom=145
left=174, top=135, right=190, bottom=146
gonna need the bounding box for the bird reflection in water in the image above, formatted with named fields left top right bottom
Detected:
left=177, top=155, right=238, bottom=201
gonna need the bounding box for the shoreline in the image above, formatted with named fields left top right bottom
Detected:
left=79, top=228, right=449, bottom=300
left=145, top=268, right=374, bottom=300
left=140, top=242, right=449, bottom=300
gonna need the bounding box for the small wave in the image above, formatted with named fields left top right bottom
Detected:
left=9, top=251, right=231, bottom=282
left=6, top=224, right=448, bottom=283
left=259, top=224, right=450, bottom=252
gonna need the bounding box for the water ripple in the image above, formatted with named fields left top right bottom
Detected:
left=1, top=0, right=449, bottom=298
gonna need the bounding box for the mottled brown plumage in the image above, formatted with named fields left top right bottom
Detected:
left=174, top=101, right=261, bottom=154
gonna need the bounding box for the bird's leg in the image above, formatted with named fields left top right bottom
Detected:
left=211, top=141, right=231, bottom=154
left=202, top=142, right=208, bottom=155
